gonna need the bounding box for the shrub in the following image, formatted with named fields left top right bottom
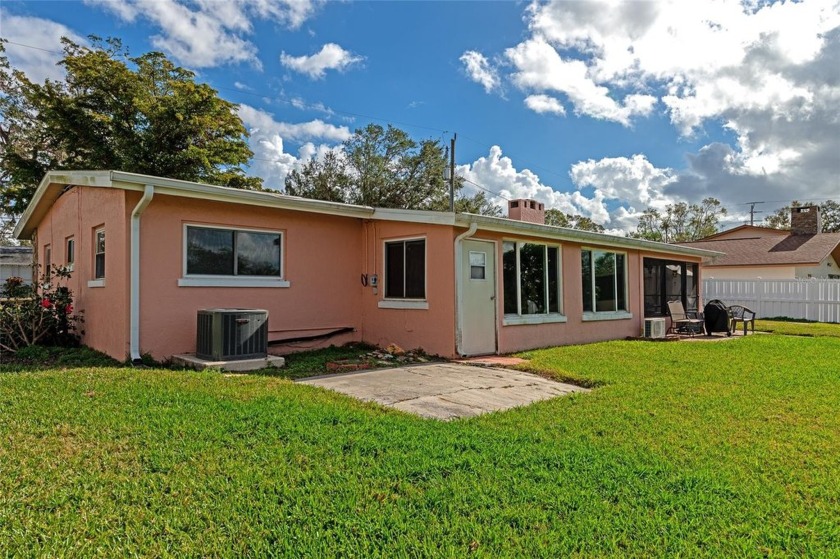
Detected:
left=0, top=266, right=83, bottom=353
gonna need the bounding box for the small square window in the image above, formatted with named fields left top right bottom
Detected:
left=469, top=251, right=486, bottom=280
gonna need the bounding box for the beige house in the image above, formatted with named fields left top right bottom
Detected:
left=680, top=206, right=840, bottom=280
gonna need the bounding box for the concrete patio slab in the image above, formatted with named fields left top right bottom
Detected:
left=298, top=363, right=588, bottom=420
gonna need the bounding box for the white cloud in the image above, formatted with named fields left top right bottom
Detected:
left=0, top=12, right=86, bottom=83
left=238, top=104, right=349, bottom=188
left=280, top=43, right=363, bottom=79
left=85, top=0, right=320, bottom=67
left=465, top=0, right=840, bottom=218
left=524, top=94, right=565, bottom=115
left=460, top=51, right=501, bottom=93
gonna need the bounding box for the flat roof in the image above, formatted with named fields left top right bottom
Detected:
left=16, top=170, right=721, bottom=260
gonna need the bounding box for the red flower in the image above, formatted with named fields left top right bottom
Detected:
left=41, top=298, right=51, bottom=308
left=65, top=304, right=73, bottom=314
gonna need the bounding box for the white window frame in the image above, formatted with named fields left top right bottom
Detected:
left=502, top=240, right=565, bottom=326
left=379, top=235, right=428, bottom=310
left=179, top=223, right=289, bottom=288
left=65, top=236, right=75, bottom=272
left=468, top=250, right=488, bottom=281
left=581, top=247, right=632, bottom=321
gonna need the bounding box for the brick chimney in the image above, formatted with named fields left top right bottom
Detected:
left=791, top=205, right=821, bottom=235
left=507, top=199, right=545, bottom=224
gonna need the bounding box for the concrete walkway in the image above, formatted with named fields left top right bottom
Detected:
left=298, top=363, right=587, bottom=420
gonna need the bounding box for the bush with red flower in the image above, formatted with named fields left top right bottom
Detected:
left=0, top=265, right=83, bottom=353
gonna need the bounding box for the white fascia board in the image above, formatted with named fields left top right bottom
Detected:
left=372, top=207, right=457, bottom=225
left=110, top=171, right=375, bottom=219
left=14, top=171, right=115, bottom=239
left=454, top=214, right=723, bottom=259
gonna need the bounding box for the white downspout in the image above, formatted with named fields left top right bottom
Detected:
left=130, top=184, right=155, bottom=364
left=454, top=222, right=479, bottom=356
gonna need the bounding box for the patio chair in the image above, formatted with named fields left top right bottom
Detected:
left=728, top=305, right=756, bottom=335
left=667, top=300, right=705, bottom=336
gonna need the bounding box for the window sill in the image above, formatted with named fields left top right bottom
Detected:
left=378, top=299, right=429, bottom=310
left=582, top=311, right=633, bottom=322
left=178, top=277, right=290, bottom=288
left=503, top=313, right=567, bottom=326
left=87, top=279, right=105, bottom=288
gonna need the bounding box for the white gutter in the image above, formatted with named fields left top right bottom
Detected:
left=453, top=223, right=479, bottom=356
left=130, top=184, right=155, bottom=364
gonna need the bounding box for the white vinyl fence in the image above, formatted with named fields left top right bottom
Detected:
left=703, top=278, right=840, bottom=323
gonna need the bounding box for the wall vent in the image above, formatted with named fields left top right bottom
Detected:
left=196, top=308, right=268, bottom=361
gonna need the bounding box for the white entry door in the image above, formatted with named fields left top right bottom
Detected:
left=460, top=239, right=497, bottom=355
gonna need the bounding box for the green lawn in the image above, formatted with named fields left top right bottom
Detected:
left=755, top=319, right=840, bottom=338
left=2, top=334, right=839, bottom=557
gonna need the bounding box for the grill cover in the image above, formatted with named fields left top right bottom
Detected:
left=704, top=300, right=731, bottom=336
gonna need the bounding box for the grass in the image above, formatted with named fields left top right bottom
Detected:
left=755, top=319, right=840, bottom=338
left=1, top=334, right=839, bottom=556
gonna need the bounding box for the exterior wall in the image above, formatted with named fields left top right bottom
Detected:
left=469, top=231, right=675, bottom=354
left=360, top=220, right=457, bottom=357
left=134, top=192, right=364, bottom=360
left=34, top=187, right=130, bottom=358
left=795, top=254, right=840, bottom=279
left=703, top=265, right=796, bottom=280
left=711, top=227, right=787, bottom=240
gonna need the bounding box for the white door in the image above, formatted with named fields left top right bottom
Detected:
left=460, top=240, right=497, bottom=355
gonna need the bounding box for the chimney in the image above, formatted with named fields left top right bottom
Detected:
left=507, top=199, right=545, bottom=225
left=790, top=205, right=821, bottom=235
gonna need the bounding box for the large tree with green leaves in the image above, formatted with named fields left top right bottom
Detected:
left=544, top=208, right=605, bottom=232
left=0, top=37, right=261, bottom=217
left=285, top=123, right=501, bottom=215
left=630, top=198, right=727, bottom=243
left=765, top=200, right=840, bottom=233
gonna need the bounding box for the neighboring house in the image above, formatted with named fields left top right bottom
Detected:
left=0, top=246, right=34, bottom=285
left=15, top=171, right=718, bottom=362
left=680, top=206, right=840, bottom=280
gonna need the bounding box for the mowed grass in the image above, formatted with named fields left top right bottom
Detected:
left=2, top=334, right=840, bottom=557
left=755, top=318, right=840, bottom=338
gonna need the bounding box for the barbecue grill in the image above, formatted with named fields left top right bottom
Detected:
left=704, top=299, right=732, bottom=336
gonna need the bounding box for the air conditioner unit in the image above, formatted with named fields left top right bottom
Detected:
left=644, top=318, right=667, bottom=339
left=196, top=308, right=268, bottom=361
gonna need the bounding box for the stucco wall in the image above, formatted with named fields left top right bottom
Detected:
left=465, top=232, right=691, bottom=354
left=133, top=192, right=364, bottom=359
left=359, top=220, right=457, bottom=357
left=34, top=187, right=130, bottom=359
left=795, top=254, right=840, bottom=278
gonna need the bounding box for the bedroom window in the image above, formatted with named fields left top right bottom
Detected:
left=186, top=226, right=282, bottom=277
left=502, top=241, right=562, bottom=317
left=385, top=238, right=425, bottom=299
left=581, top=249, right=627, bottom=314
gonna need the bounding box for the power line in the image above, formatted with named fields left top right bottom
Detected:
left=462, top=178, right=511, bottom=202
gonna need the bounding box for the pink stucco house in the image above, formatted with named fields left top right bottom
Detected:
left=15, top=170, right=718, bottom=362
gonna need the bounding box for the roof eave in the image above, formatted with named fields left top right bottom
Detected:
left=454, top=214, right=723, bottom=259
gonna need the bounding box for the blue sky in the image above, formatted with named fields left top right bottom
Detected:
left=2, top=0, right=838, bottom=233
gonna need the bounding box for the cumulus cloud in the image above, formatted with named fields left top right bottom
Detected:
left=238, top=104, right=349, bottom=188
left=280, top=43, right=363, bottom=79
left=524, top=94, right=565, bottom=115
left=464, top=0, right=840, bottom=220
left=85, top=0, right=321, bottom=67
left=0, top=12, right=86, bottom=83
left=460, top=51, right=501, bottom=93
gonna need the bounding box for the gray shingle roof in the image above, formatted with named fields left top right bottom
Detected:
left=680, top=231, right=840, bottom=266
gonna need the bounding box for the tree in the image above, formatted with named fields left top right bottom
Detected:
left=0, top=37, right=261, bottom=217
left=284, top=123, right=501, bottom=215
left=630, top=198, right=727, bottom=242
left=544, top=209, right=605, bottom=232
left=765, top=200, right=840, bottom=233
